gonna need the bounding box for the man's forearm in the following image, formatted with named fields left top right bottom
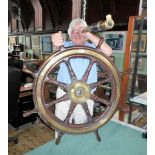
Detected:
left=85, top=32, right=112, bottom=56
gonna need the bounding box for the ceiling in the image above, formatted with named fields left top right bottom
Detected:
left=8, top=0, right=141, bottom=33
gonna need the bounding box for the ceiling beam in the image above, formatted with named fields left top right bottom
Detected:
left=31, top=0, right=43, bottom=31
left=44, top=0, right=60, bottom=28
left=72, top=0, right=82, bottom=19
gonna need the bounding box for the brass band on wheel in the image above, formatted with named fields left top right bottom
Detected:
left=33, top=46, right=121, bottom=134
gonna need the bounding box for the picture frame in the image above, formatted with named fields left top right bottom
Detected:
left=8, top=36, right=17, bottom=52
left=33, top=49, right=42, bottom=59
left=130, top=57, right=144, bottom=71
left=137, top=58, right=144, bottom=71
left=18, top=35, right=25, bottom=47
left=31, top=35, right=42, bottom=59
left=31, top=35, right=40, bottom=49
left=9, top=36, right=16, bottom=46
left=132, top=33, right=147, bottom=52
left=25, top=36, right=31, bottom=49
left=41, top=35, right=52, bottom=53
left=26, top=49, right=33, bottom=59
left=102, top=31, right=127, bottom=53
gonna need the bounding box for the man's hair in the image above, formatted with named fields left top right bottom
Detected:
left=68, top=18, right=88, bottom=39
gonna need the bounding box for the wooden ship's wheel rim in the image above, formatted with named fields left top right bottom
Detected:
left=33, top=46, right=121, bottom=134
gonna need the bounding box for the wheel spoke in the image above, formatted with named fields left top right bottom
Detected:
left=98, top=84, right=112, bottom=90
left=90, top=94, right=111, bottom=107
left=45, top=77, right=69, bottom=91
left=81, top=60, right=95, bottom=82
left=90, top=77, right=111, bottom=89
left=64, top=103, right=76, bottom=124
left=81, top=102, right=92, bottom=123
left=64, top=58, right=77, bottom=81
left=45, top=94, right=69, bottom=107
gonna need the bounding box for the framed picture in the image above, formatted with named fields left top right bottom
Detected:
left=9, top=36, right=16, bottom=46
left=8, top=36, right=17, bottom=52
left=31, top=35, right=40, bottom=49
left=130, top=57, right=144, bottom=71
left=31, top=35, right=42, bottom=59
left=26, top=49, right=33, bottom=59
left=33, top=49, right=42, bottom=59
left=42, top=35, right=52, bottom=53
left=18, top=35, right=25, bottom=46
left=132, top=33, right=147, bottom=52
left=102, top=31, right=127, bottom=53
left=25, top=36, right=31, bottom=49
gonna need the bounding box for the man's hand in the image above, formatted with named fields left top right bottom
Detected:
left=51, top=31, right=64, bottom=48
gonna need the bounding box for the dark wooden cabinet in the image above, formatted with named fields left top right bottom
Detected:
left=9, top=95, right=37, bottom=128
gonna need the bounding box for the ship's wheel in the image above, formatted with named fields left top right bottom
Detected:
left=24, top=46, right=121, bottom=144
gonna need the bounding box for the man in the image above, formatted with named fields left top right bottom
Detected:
left=51, top=18, right=112, bottom=139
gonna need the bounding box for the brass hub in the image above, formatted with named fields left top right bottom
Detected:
left=68, top=81, right=91, bottom=104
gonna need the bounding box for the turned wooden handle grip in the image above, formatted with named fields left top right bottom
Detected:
left=22, top=68, right=37, bottom=78
left=23, top=109, right=37, bottom=117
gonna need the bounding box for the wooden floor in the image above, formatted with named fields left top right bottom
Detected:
left=8, top=120, right=55, bottom=155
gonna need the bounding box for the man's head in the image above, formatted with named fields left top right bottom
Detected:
left=68, top=18, right=88, bottom=45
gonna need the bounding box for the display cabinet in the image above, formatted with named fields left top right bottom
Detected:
left=126, top=16, right=147, bottom=130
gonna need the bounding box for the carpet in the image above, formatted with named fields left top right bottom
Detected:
left=24, top=120, right=147, bottom=155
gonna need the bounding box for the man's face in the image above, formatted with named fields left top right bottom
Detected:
left=70, top=24, right=86, bottom=45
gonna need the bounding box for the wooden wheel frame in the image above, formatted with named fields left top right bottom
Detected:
left=31, top=46, right=120, bottom=143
